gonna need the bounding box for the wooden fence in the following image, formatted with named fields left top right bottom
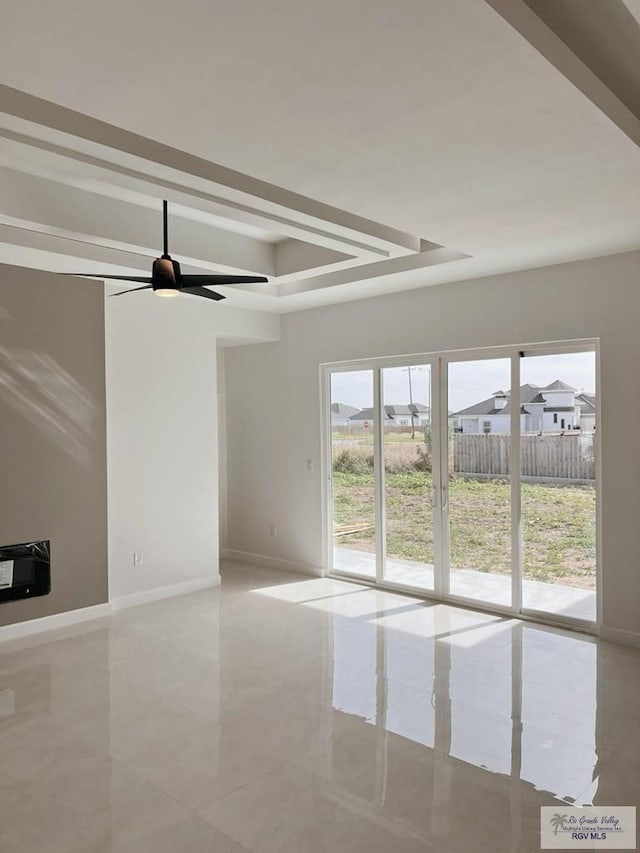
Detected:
left=454, top=432, right=595, bottom=481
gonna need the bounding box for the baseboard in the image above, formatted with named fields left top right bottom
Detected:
left=222, top=549, right=323, bottom=578
left=600, top=626, right=640, bottom=648
left=0, top=602, right=111, bottom=643
left=110, top=575, right=220, bottom=611
left=0, top=576, right=222, bottom=642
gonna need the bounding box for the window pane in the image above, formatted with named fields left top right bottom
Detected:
left=331, top=370, right=376, bottom=578
left=520, top=351, right=597, bottom=621
left=448, top=358, right=512, bottom=607
left=382, top=365, right=434, bottom=591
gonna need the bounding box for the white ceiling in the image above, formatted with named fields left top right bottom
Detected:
left=0, top=0, right=639, bottom=312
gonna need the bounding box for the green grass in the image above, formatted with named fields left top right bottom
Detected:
left=333, top=471, right=596, bottom=588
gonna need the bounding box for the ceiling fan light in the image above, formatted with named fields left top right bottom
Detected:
left=155, top=288, right=180, bottom=298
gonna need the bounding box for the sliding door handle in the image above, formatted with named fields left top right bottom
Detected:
left=441, top=485, right=448, bottom=510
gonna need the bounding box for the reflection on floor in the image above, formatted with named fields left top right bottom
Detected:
left=0, top=560, right=635, bottom=852
left=334, top=545, right=596, bottom=622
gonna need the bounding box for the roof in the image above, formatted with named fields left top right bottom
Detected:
left=452, top=381, right=591, bottom=418
left=576, top=393, right=596, bottom=412
left=331, top=402, right=359, bottom=417
left=386, top=404, right=429, bottom=416
left=543, top=379, right=577, bottom=392
left=452, top=384, right=546, bottom=417
left=453, top=397, right=500, bottom=417
left=350, top=403, right=429, bottom=420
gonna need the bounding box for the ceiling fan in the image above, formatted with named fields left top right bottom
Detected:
left=66, top=200, right=268, bottom=301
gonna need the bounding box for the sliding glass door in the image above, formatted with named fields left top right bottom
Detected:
left=445, top=357, right=513, bottom=608
left=330, top=369, right=377, bottom=578
left=325, top=342, right=598, bottom=629
left=519, top=350, right=597, bottom=623
left=382, top=364, right=435, bottom=591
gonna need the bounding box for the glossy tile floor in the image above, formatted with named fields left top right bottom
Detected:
left=0, top=560, right=638, bottom=852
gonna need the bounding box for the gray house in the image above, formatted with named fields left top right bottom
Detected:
left=331, top=402, right=360, bottom=427
left=350, top=403, right=430, bottom=428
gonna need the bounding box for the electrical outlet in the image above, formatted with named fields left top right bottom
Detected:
left=306, top=458, right=313, bottom=471
left=133, top=552, right=144, bottom=567
left=269, top=524, right=278, bottom=538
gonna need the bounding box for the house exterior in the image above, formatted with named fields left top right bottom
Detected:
left=576, top=392, right=596, bottom=431
left=451, top=380, right=596, bottom=434
left=331, top=402, right=360, bottom=427
left=350, top=403, right=430, bottom=428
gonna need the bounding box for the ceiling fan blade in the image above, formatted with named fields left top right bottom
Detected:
left=182, top=286, right=226, bottom=301
left=181, top=274, right=268, bottom=286
left=64, top=274, right=153, bottom=283
left=110, top=284, right=154, bottom=297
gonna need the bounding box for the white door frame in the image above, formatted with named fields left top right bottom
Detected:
left=438, top=349, right=521, bottom=614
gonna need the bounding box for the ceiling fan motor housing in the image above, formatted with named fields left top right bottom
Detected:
left=152, top=256, right=181, bottom=292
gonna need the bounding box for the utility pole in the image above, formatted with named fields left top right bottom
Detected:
left=407, top=366, right=415, bottom=438
left=401, top=365, right=428, bottom=439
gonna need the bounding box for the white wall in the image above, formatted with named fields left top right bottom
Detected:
left=224, top=249, right=640, bottom=641
left=106, top=293, right=279, bottom=602
left=543, top=390, right=575, bottom=407
left=217, top=347, right=228, bottom=554
left=485, top=416, right=510, bottom=434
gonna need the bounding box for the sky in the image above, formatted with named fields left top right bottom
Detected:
left=331, top=351, right=596, bottom=412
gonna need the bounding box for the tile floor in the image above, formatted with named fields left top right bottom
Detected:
left=0, top=559, right=638, bottom=852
